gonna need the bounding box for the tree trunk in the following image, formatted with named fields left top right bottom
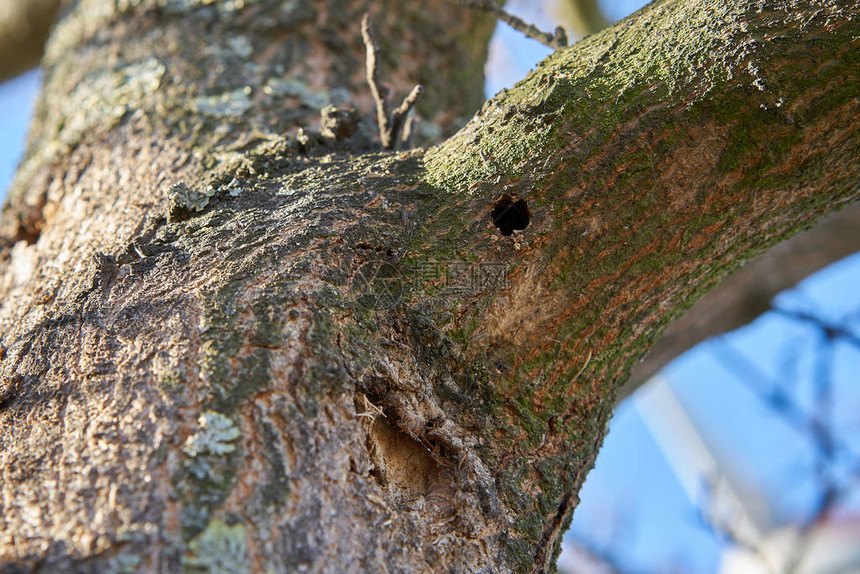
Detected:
left=0, top=0, right=857, bottom=572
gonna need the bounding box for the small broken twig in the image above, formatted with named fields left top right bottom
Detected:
left=451, top=0, right=568, bottom=50
left=389, top=84, right=423, bottom=148
left=361, top=14, right=424, bottom=149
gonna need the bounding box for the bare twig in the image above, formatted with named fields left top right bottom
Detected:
left=390, top=84, right=424, bottom=148
left=361, top=14, right=424, bottom=149
left=773, top=306, right=860, bottom=347
left=361, top=14, right=392, bottom=146
left=451, top=0, right=568, bottom=50
left=700, top=324, right=857, bottom=574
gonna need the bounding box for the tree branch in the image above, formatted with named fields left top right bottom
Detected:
left=620, top=201, right=860, bottom=400
left=425, top=0, right=860, bottom=413
left=554, top=0, right=610, bottom=38
left=360, top=14, right=392, bottom=146
left=0, top=0, right=60, bottom=82
left=450, top=0, right=568, bottom=49
left=361, top=13, right=424, bottom=149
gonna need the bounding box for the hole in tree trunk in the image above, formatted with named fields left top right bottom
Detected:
left=491, top=195, right=529, bottom=236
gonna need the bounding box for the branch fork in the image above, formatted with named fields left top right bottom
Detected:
left=361, top=14, right=424, bottom=150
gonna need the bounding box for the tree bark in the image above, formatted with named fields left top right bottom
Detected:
left=621, top=200, right=860, bottom=400
left=0, top=0, right=857, bottom=572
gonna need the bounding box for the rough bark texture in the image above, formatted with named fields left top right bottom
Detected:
left=622, top=201, right=860, bottom=399
left=0, top=0, right=857, bottom=573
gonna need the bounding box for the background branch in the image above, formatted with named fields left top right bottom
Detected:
left=553, top=0, right=610, bottom=38
left=361, top=14, right=424, bottom=149
left=0, top=0, right=59, bottom=82
left=452, top=0, right=568, bottom=49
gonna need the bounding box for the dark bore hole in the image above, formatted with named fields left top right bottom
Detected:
left=491, top=195, right=530, bottom=236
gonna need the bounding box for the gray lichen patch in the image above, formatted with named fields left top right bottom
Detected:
left=226, top=35, right=254, bottom=58
left=177, top=411, right=243, bottom=535
left=57, top=58, right=165, bottom=150
left=166, top=181, right=218, bottom=221
left=194, top=87, right=254, bottom=118
left=223, top=178, right=246, bottom=197
left=42, top=0, right=116, bottom=66
left=105, top=553, right=142, bottom=574
left=162, top=0, right=315, bottom=25
left=263, top=78, right=330, bottom=110
left=185, top=411, right=242, bottom=461
left=184, top=519, right=248, bottom=574
left=164, top=0, right=261, bottom=16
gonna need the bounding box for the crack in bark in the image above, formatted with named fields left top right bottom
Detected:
left=359, top=364, right=503, bottom=529
left=532, top=492, right=576, bottom=574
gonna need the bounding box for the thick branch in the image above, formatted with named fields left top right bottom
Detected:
left=621, top=202, right=860, bottom=400
left=422, top=4, right=859, bottom=558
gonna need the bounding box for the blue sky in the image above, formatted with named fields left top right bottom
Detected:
left=0, top=69, right=40, bottom=200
